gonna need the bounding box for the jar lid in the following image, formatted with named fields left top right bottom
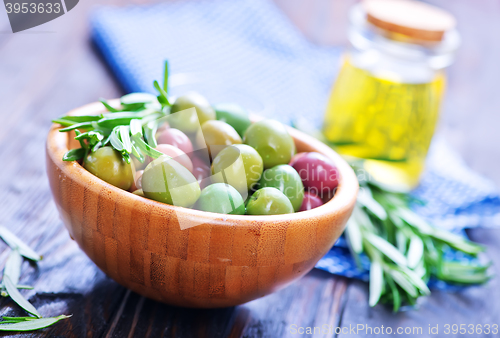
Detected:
left=363, top=0, right=456, bottom=42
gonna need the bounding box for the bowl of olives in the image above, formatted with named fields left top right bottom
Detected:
left=46, top=76, right=358, bottom=307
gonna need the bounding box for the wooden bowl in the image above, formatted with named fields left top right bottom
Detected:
left=46, top=101, right=358, bottom=308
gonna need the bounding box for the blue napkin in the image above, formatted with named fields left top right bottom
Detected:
left=91, top=0, right=500, bottom=286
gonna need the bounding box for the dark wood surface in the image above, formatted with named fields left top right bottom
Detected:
left=0, top=0, right=499, bottom=337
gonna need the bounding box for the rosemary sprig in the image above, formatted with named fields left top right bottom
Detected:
left=292, top=120, right=492, bottom=311
left=347, top=172, right=491, bottom=311
left=0, top=315, right=72, bottom=331
left=0, top=227, right=41, bottom=261
left=0, top=226, right=71, bottom=331
left=54, top=61, right=172, bottom=163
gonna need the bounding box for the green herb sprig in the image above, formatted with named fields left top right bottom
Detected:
left=292, top=119, right=492, bottom=311
left=55, top=61, right=172, bottom=163
left=348, top=177, right=491, bottom=311
left=0, top=226, right=71, bottom=331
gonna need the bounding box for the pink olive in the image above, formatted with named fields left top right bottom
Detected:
left=129, top=170, right=144, bottom=192
left=156, top=128, right=193, bottom=155
left=154, top=144, right=193, bottom=173
left=191, top=156, right=212, bottom=189
left=291, top=152, right=339, bottom=197
left=299, top=192, right=324, bottom=212
left=156, top=122, right=170, bottom=135
left=135, top=170, right=144, bottom=191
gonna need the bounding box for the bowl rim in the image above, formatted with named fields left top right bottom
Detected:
left=46, top=100, right=359, bottom=224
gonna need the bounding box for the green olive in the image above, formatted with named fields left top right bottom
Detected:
left=168, top=92, right=216, bottom=134
left=142, top=155, right=201, bottom=207
left=246, top=187, right=294, bottom=215
left=211, top=144, right=263, bottom=195
left=243, top=119, right=295, bottom=169
left=83, top=146, right=135, bottom=190
left=214, top=103, right=252, bottom=137
left=132, top=189, right=145, bottom=197
left=196, top=120, right=242, bottom=158
left=259, top=165, right=304, bottom=212
left=195, top=183, right=245, bottom=215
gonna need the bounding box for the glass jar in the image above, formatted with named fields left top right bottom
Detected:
left=323, top=0, right=460, bottom=191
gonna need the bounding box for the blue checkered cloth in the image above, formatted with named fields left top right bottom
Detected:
left=90, top=0, right=500, bottom=286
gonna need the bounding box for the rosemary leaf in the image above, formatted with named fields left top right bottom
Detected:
left=395, top=208, right=433, bottom=235
left=385, top=275, right=401, bottom=312
left=73, top=130, right=88, bottom=150
left=52, top=115, right=100, bottom=126
left=97, top=116, right=138, bottom=129
left=1, top=316, right=37, bottom=322
left=131, top=143, right=145, bottom=164
left=0, top=227, right=41, bottom=261
left=437, top=272, right=492, bottom=284
left=92, top=141, right=102, bottom=153
left=154, top=80, right=170, bottom=106
left=431, top=229, right=484, bottom=255
left=412, top=258, right=427, bottom=279
left=59, top=122, right=94, bottom=133
left=120, top=93, right=158, bottom=111
left=395, top=231, right=407, bottom=254
left=365, top=233, right=407, bottom=266
left=0, top=320, right=28, bottom=324
left=62, top=149, right=86, bottom=162
left=122, top=152, right=131, bottom=164
left=144, top=121, right=158, bottom=148
left=388, top=269, right=418, bottom=298
left=441, top=261, right=491, bottom=275
left=163, top=60, right=169, bottom=93
left=358, top=188, right=387, bottom=220
left=109, top=128, right=124, bottom=152
left=369, top=260, right=383, bottom=307
left=352, top=206, right=376, bottom=232
left=345, top=219, right=363, bottom=254
left=119, top=126, right=132, bottom=154
left=74, top=131, right=104, bottom=142
left=3, top=277, right=41, bottom=318
left=0, top=315, right=71, bottom=331
left=0, top=284, right=33, bottom=291
left=407, top=235, right=424, bottom=269
left=100, top=98, right=120, bottom=112
left=129, top=119, right=143, bottom=138
left=399, top=266, right=430, bottom=295
left=4, top=250, right=22, bottom=285
left=132, top=135, right=164, bottom=159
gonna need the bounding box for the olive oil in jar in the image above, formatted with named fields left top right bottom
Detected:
left=323, top=0, right=459, bottom=190
left=324, top=59, right=445, bottom=189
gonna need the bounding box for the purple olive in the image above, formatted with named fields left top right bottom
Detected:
left=299, top=192, right=324, bottom=212
left=291, top=152, right=339, bottom=197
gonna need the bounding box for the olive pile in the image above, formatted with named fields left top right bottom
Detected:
left=76, top=91, right=339, bottom=216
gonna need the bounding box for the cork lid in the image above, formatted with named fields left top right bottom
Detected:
left=363, top=0, right=456, bottom=42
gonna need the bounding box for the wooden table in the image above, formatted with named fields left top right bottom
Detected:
left=0, top=0, right=499, bottom=337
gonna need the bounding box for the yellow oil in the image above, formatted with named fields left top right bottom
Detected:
left=323, top=59, right=445, bottom=190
